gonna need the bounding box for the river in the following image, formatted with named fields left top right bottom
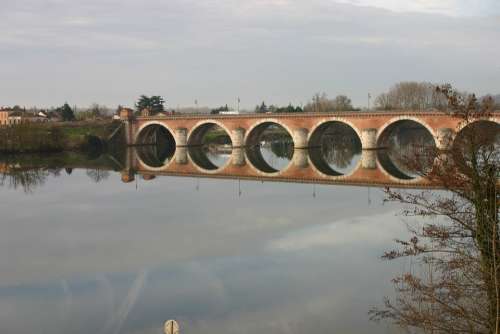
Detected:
left=0, top=125, right=436, bottom=334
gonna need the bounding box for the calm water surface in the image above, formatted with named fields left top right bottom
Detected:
left=0, top=130, right=426, bottom=333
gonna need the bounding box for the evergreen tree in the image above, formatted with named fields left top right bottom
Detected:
left=57, top=103, right=75, bottom=121
left=135, top=95, right=165, bottom=115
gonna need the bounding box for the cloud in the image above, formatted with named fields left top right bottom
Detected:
left=0, top=0, right=498, bottom=112
left=269, top=210, right=402, bottom=251
left=334, top=0, right=500, bottom=16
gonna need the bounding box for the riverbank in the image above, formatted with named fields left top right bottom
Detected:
left=0, top=120, right=122, bottom=154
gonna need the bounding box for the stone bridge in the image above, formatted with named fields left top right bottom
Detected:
left=118, top=110, right=499, bottom=188
left=121, top=109, right=499, bottom=151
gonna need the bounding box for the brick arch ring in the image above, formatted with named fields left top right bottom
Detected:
left=376, top=116, right=438, bottom=147
left=134, top=120, right=177, bottom=146
left=134, top=121, right=178, bottom=172
left=307, top=118, right=363, bottom=147
left=187, top=120, right=235, bottom=146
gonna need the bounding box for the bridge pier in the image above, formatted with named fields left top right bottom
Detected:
left=361, top=128, right=377, bottom=150
left=175, top=128, right=188, bottom=147
left=232, top=128, right=246, bottom=148
left=293, top=128, right=309, bottom=149
left=293, top=149, right=309, bottom=168
left=361, top=150, right=377, bottom=169
left=175, top=147, right=188, bottom=164
left=121, top=147, right=136, bottom=182
left=232, top=148, right=246, bottom=166
left=120, top=108, right=135, bottom=145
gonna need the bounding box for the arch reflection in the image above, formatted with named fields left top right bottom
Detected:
left=452, top=120, right=500, bottom=174
left=245, top=122, right=294, bottom=174
left=308, top=122, right=362, bottom=176
left=188, top=123, right=232, bottom=171
left=377, top=120, right=436, bottom=180
left=136, top=124, right=176, bottom=168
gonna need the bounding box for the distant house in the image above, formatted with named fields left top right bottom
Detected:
left=0, top=110, right=9, bottom=125
left=0, top=109, right=49, bottom=125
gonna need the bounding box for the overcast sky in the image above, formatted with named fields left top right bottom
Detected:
left=1, top=0, right=499, bottom=109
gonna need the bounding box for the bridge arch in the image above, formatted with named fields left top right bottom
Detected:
left=134, top=121, right=177, bottom=171
left=308, top=118, right=362, bottom=147
left=244, top=149, right=295, bottom=177
left=307, top=120, right=363, bottom=176
left=186, top=120, right=234, bottom=173
left=244, top=119, right=295, bottom=147
left=187, top=150, right=233, bottom=174
left=376, top=116, right=438, bottom=148
left=375, top=156, right=425, bottom=185
left=187, top=120, right=234, bottom=147
left=135, top=121, right=177, bottom=146
left=455, top=117, right=500, bottom=133
left=452, top=119, right=500, bottom=170
left=376, top=117, right=437, bottom=181
left=244, top=119, right=295, bottom=175
left=307, top=151, right=362, bottom=179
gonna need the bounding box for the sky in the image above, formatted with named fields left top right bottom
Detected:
left=1, top=0, right=499, bottom=109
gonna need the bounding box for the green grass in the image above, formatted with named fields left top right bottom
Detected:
left=0, top=121, right=121, bottom=153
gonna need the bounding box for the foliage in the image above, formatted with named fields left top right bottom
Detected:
left=211, top=104, right=230, bottom=114
left=255, top=101, right=268, bottom=113
left=135, top=95, right=165, bottom=115
left=254, top=102, right=303, bottom=114
left=274, top=104, right=303, bottom=113
left=370, top=85, right=500, bottom=334
left=56, top=103, right=76, bottom=121
left=0, top=152, right=121, bottom=192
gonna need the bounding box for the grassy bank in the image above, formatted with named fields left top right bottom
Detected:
left=0, top=121, right=121, bottom=154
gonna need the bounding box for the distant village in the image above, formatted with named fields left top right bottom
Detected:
left=0, top=108, right=54, bottom=125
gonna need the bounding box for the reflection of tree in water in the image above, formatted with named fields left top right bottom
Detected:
left=0, top=168, right=50, bottom=193
left=86, top=168, right=110, bottom=183
left=387, top=127, right=433, bottom=150
left=321, top=134, right=361, bottom=169
left=380, top=127, right=435, bottom=179
left=269, top=140, right=294, bottom=159
left=452, top=121, right=500, bottom=174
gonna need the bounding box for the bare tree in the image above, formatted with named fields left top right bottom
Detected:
left=86, top=168, right=110, bottom=183
left=375, top=82, right=449, bottom=110
left=333, top=95, right=354, bottom=111
left=304, top=93, right=355, bottom=112
left=370, top=85, right=500, bottom=333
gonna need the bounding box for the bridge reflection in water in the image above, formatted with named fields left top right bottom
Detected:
left=122, top=110, right=500, bottom=188
left=124, top=140, right=438, bottom=189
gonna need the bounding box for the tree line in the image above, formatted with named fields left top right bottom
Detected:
left=5, top=83, right=498, bottom=122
